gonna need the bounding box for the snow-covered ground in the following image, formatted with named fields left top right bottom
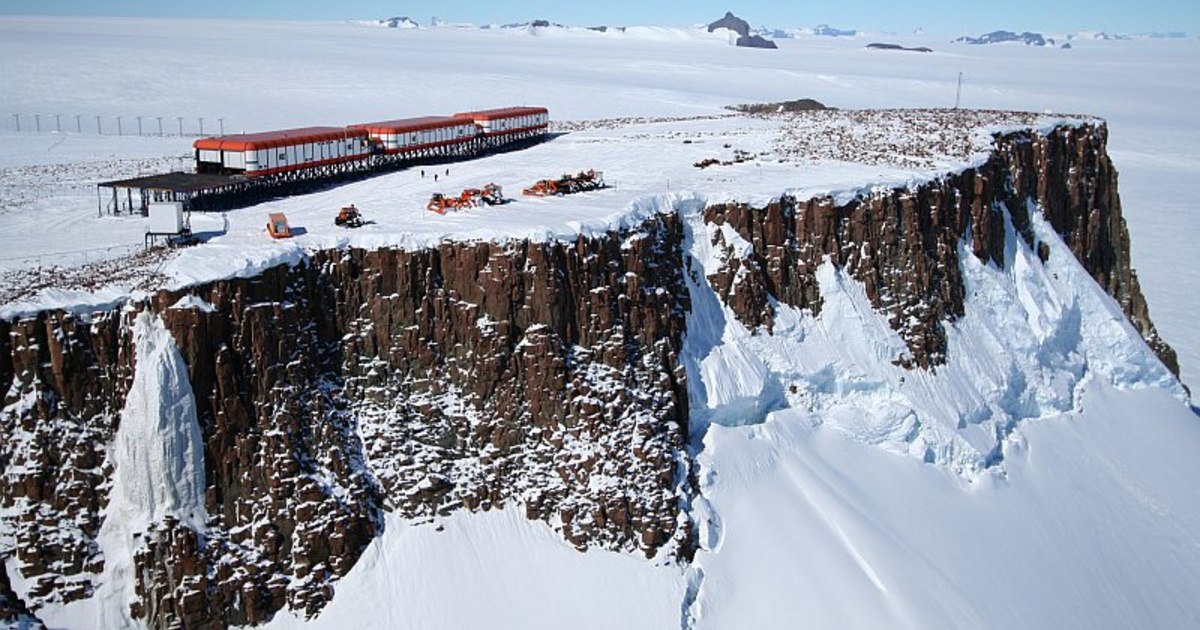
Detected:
left=2, top=17, right=1199, bottom=630
left=255, top=509, right=686, bottom=630
left=691, top=382, right=1200, bottom=629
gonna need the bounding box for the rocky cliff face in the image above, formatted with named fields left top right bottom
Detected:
left=705, top=123, right=1177, bottom=374
left=0, top=310, right=132, bottom=606
left=1, top=214, right=692, bottom=628
left=0, top=122, right=1178, bottom=629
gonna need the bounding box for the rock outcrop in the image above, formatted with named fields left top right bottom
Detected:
left=866, top=43, right=933, bottom=53
left=703, top=124, right=1178, bottom=373
left=707, top=11, right=778, bottom=49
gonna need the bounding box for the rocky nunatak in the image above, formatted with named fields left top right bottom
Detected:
left=704, top=123, right=1178, bottom=374
left=0, top=214, right=692, bottom=629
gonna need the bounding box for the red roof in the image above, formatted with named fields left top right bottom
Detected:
left=194, top=127, right=368, bottom=152
left=348, top=116, right=470, bottom=134
left=453, top=106, right=549, bottom=121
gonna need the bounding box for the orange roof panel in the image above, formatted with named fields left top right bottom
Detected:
left=348, top=116, right=471, bottom=134
left=194, top=127, right=368, bottom=152
left=453, top=106, right=549, bottom=121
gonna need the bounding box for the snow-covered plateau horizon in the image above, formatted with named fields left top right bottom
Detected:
left=1, top=16, right=1199, bottom=630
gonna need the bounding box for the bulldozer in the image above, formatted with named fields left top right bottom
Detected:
left=523, top=170, right=605, bottom=197
left=334, top=205, right=364, bottom=228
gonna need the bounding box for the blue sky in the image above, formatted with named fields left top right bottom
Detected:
left=3, top=1, right=1197, bottom=36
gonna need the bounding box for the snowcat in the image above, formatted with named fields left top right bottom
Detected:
left=335, top=205, right=364, bottom=228
left=427, top=192, right=472, bottom=214
left=522, top=170, right=605, bottom=196
left=427, top=184, right=505, bottom=214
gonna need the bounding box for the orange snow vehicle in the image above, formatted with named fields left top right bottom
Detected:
left=426, top=191, right=472, bottom=214
left=335, top=205, right=364, bottom=228
left=476, top=182, right=505, bottom=205
left=427, top=183, right=505, bottom=214
left=522, top=169, right=605, bottom=196
left=266, top=212, right=291, bottom=238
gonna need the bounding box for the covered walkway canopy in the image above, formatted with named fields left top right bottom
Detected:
left=97, top=172, right=249, bottom=216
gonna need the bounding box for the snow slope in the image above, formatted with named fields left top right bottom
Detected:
left=256, top=509, right=685, bottom=630
left=691, top=382, right=1200, bottom=629
left=1, top=17, right=1198, bottom=630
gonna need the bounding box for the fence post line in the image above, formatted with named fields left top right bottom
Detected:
left=75, top=114, right=82, bottom=133
left=177, top=117, right=183, bottom=136
left=12, top=113, right=18, bottom=132
left=34, top=114, right=40, bottom=132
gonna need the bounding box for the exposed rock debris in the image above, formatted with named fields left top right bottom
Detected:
left=0, top=247, right=173, bottom=305
left=550, top=114, right=733, bottom=133
left=766, top=108, right=1090, bottom=169
left=726, top=98, right=829, bottom=114
left=0, top=156, right=187, bottom=215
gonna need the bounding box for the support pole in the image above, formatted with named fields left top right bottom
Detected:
left=955, top=72, right=963, bottom=109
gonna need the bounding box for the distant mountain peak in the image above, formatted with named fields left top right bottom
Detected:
left=812, top=24, right=857, bottom=37
left=954, top=30, right=1055, bottom=46
left=379, top=16, right=419, bottom=29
